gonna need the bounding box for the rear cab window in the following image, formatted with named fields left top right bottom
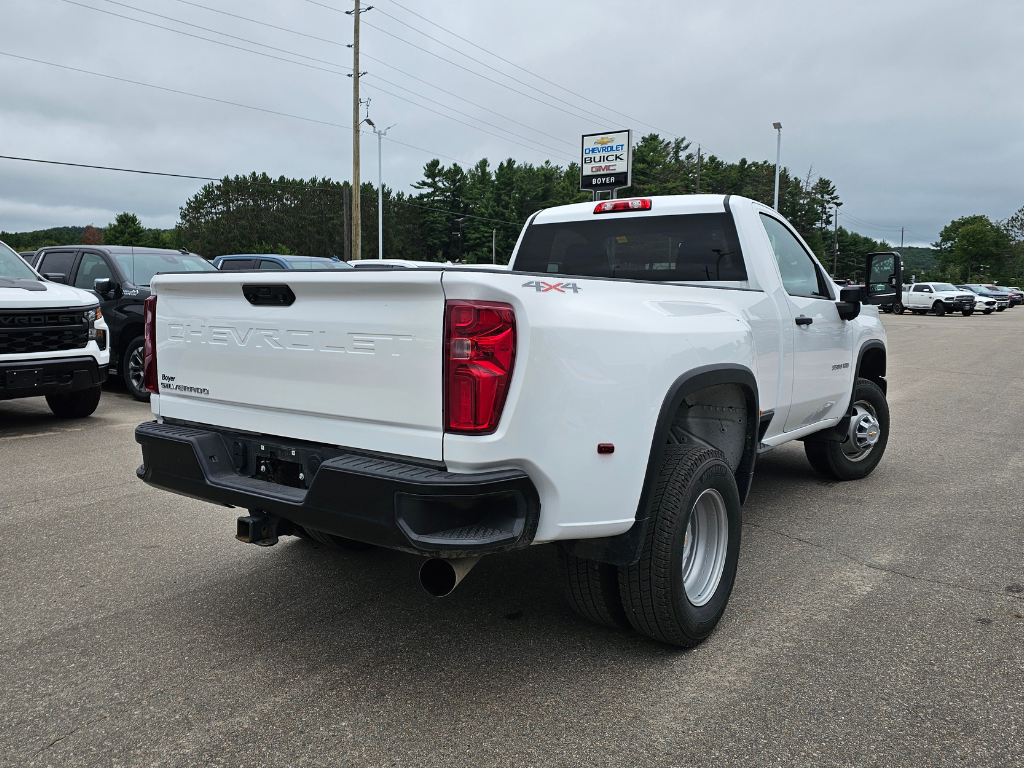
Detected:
left=513, top=212, right=747, bottom=284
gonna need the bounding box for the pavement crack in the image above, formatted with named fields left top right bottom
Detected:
left=744, top=521, right=1024, bottom=602
left=35, top=712, right=109, bottom=755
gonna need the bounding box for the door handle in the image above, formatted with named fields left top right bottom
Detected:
left=795, top=316, right=813, bottom=326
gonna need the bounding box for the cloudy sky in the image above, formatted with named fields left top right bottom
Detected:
left=1, top=0, right=1021, bottom=246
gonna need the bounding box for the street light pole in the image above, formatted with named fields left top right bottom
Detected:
left=832, top=201, right=842, bottom=277
left=772, top=122, right=782, bottom=211
left=368, top=121, right=395, bottom=260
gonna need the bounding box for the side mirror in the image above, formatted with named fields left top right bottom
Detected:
left=43, top=272, right=67, bottom=284
left=93, top=278, right=115, bottom=296
left=836, top=286, right=862, bottom=321
left=840, top=286, right=864, bottom=303
left=863, top=251, right=903, bottom=306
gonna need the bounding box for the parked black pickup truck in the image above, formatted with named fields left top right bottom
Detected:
left=31, top=246, right=217, bottom=399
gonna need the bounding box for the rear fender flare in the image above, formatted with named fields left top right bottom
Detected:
left=562, top=364, right=759, bottom=566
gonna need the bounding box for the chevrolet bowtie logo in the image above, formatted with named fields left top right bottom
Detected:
left=594, top=137, right=614, bottom=146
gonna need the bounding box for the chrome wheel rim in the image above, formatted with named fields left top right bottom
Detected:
left=680, top=488, right=729, bottom=607
left=842, top=400, right=880, bottom=462
left=127, top=346, right=145, bottom=392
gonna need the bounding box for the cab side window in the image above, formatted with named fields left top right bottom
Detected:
left=74, top=252, right=114, bottom=289
left=258, top=260, right=286, bottom=270
left=759, top=214, right=832, bottom=299
left=37, top=250, right=77, bottom=280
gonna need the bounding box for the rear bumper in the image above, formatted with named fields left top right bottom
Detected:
left=0, top=355, right=107, bottom=401
left=134, top=421, right=540, bottom=557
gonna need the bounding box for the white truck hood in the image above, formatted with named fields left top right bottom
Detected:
left=0, top=279, right=99, bottom=309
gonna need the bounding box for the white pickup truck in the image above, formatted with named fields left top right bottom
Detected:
left=1, top=240, right=110, bottom=417
left=135, top=195, right=898, bottom=647
left=898, top=282, right=977, bottom=316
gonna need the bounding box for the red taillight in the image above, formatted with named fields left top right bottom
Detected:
left=444, top=300, right=516, bottom=435
left=143, top=295, right=158, bottom=393
left=593, top=198, right=651, bottom=214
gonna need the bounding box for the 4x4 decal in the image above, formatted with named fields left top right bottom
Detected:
left=522, top=280, right=581, bottom=294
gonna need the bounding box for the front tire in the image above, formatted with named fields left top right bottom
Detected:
left=804, top=378, right=889, bottom=481
left=122, top=336, right=150, bottom=402
left=962, top=309, right=974, bottom=316
left=46, top=385, right=102, bottom=418
left=932, top=302, right=946, bottom=316
left=618, top=445, right=742, bottom=647
left=892, top=301, right=905, bottom=315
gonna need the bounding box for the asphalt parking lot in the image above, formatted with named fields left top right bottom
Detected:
left=2, top=309, right=1022, bottom=767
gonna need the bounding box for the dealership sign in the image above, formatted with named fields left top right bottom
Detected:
left=580, top=129, right=632, bottom=193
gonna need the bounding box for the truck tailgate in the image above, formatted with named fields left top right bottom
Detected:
left=150, top=271, right=445, bottom=461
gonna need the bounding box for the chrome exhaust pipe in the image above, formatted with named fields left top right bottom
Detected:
left=419, top=555, right=483, bottom=597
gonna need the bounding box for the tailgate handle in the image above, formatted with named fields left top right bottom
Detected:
left=242, top=284, right=295, bottom=306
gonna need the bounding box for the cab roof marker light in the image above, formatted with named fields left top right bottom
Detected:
left=594, top=198, right=652, bottom=214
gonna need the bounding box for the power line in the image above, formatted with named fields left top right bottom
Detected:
left=373, top=1, right=670, bottom=135
left=0, top=49, right=468, bottom=165
left=57, top=0, right=573, bottom=161
left=357, top=19, right=600, bottom=125
left=0, top=154, right=526, bottom=227
left=160, top=0, right=577, bottom=150
left=375, top=0, right=723, bottom=155
left=59, top=0, right=348, bottom=75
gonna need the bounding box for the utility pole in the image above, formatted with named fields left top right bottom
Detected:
left=492, top=228, right=496, bottom=264
left=900, top=227, right=904, bottom=249
left=366, top=117, right=395, bottom=260
left=695, top=144, right=701, bottom=194
left=346, top=1, right=371, bottom=259
left=772, top=122, right=782, bottom=210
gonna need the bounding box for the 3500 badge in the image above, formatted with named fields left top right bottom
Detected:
left=521, top=281, right=581, bottom=294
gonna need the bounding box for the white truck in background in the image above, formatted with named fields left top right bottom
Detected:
left=898, top=282, right=977, bottom=316
left=1, top=240, right=110, bottom=418
left=134, top=195, right=899, bottom=647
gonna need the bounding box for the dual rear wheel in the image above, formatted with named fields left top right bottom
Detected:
left=559, top=445, right=742, bottom=647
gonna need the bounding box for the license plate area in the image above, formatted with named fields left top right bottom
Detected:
left=247, top=440, right=315, bottom=489
left=5, top=369, right=43, bottom=389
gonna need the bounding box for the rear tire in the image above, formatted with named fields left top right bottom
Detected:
left=804, top=378, right=889, bottom=481
left=122, top=336, right=150, bottom=402
left=618, top=445, right=742, bottom=647
left=892, top=302, right=905, bottom=315
left=45, top=385, right=102, bottom=418
left=303, top=527, right=373, bottom=551
left=557, top=546, right=630, bottom=629
left=932, top=302, right=946, bottom=316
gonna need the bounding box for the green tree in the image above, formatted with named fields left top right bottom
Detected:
left=935, top=215, right=1012, bottom=282
left=104, top=212, right=147, bottom=246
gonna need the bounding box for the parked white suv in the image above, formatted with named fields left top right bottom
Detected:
left=900, top=282, right=976, bottom=316
left=0, top=240, right=110, bottom=417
